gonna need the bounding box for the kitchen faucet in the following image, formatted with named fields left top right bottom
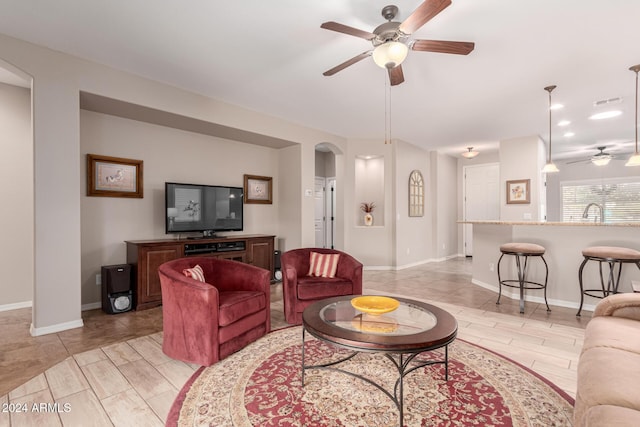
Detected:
left=582, top=203, right=604, bottom=223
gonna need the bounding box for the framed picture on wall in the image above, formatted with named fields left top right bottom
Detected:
left=244, top=174, right=272, bottom=204
left=506, top=179, right=530, bottom=204
left=87, top=154, right=143, bottom=198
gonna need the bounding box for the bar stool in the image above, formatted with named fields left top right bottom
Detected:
left=576, top=246, right=640, bottom=316
left=496, top=242, right=550, bottom=314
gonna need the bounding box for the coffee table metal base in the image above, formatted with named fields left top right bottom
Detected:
left=301, top=328, right=450, bottom=426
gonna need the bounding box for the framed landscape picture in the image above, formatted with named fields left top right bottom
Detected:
left=506, top=179, right=530, bottom=204
left=87, top=154, right=143, bottom=198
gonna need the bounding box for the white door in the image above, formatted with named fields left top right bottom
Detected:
left=464, top=163, right=500, bottom=256
left=314, top=177, right=326, bottom=247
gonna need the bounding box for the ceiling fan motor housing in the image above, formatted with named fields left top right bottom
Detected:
left=372, top=21, right=407, bottom=46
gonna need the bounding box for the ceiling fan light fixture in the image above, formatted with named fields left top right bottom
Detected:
left=461, top=147, right=479, bottom=159
left=591, top=156, right=612, bottom=166
left=372, top=41, right=408, bottom=69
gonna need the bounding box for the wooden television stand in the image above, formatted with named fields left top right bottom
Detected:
left=126, top=234, right=275, bottom=310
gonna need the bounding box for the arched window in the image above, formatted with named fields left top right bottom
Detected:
left=409, top=170, right=424, bottom=217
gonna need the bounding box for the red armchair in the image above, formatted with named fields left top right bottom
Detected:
left=282, top=248, right=363, bottom=325
left=158, top=257, right=270, bottom=366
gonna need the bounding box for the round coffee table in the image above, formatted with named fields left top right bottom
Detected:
left=302, top=295, right=458, bottom=426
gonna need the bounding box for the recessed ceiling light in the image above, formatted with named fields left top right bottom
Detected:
left=558, top=120, right=571, bottom=126
left=564, top=131, right=575, bottom=137
left=550, top=104, right=564, bottom=110
left=589, top=110, right=623, bottom=120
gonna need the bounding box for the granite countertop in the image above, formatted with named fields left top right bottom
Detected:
left=458, top=220, right=640, bottom=227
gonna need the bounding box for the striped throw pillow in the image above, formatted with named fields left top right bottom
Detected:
left=182, top=264, right=205, bottom=282
left=308, top=252, right=340, bottom=278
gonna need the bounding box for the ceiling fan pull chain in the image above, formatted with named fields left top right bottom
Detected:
left=385, top=72, right=391, bottom=144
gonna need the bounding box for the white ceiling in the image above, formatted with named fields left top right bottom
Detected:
left=1, top=0, right=640, bottom=162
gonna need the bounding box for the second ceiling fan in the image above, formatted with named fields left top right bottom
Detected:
left=321, top=0, right=475, bottom=86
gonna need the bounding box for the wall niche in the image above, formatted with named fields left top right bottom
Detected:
left=354, top=155, right=384, bottom=226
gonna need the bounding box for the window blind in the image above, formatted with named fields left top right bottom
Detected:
left=561, top=177, right=640, bottom=223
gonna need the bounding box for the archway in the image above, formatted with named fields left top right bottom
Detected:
left=314, top=142, right=343, bottom=249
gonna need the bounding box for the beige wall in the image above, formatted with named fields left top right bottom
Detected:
left=0, top=32, right=345, bottom=334
left=435, top=152, right=458, bottom=259
left=0, top=82, right=33, bottom=308
left=394, top=140, right=432, bottom=267
left=0, top=31, right=465, bottom=331
left=344, top=139, right=461, bottom=269
left=344, top=139, right=395, bottom=267
left=499, top=135, right=545, bottom=221
left=80, top=110, right=281, bottom=306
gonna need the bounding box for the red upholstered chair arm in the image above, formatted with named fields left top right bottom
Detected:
left=281, top=251, right=303, bottom=296
left=283, top=265, right=299, bottom=295
left=335, top=254, right=364, bottom=293
left=158, top=263, right=221, bottom=365
left=158, top=264, right=220, bottom=326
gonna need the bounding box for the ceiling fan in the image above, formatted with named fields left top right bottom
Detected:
left=321, top=0, right=475, bottom=86
left=566, top=146, right=627, bottom=166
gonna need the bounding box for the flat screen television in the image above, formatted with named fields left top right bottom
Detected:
left=165, top=182, right=243, bottom=236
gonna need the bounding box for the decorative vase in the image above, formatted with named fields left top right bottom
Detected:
left=364, top=213, right=373, bottom=226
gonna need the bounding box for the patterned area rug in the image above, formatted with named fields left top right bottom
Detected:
left=168, top=327, right=574, bottom=426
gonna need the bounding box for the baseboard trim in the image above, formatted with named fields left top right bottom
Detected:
left=365, top=254, right=463, bottom=271
left=0, top=300, right=32, bottom=312
left=30, top=318, right=84, bottom=337
left=471, top=278, right=596, bottom=313
left=82, top=302, right=102, bottom=311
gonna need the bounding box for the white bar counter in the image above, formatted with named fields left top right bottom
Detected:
left=460, top=221, right=640, bottom=313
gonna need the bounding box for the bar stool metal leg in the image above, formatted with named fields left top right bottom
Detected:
left=541, top=255, right=550, bottom=312
left=496, top=243, right=549, bottom=314
left=577, top=257, right=588, bottom=317
left=496, top=253, right=505, bottom=305
left=515, top=254, right=525, bottom=314
left=577, top=246, right=640, bottom=317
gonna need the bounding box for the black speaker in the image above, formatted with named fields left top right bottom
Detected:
left=102, top=264, right=133, bottom=314
left=273, top=250, right=282, bottom=281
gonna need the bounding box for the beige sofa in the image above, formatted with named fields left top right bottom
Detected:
left=575, top=293, right=640, bottom=426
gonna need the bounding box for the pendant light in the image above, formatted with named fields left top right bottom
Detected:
left=461, top=147, right=479, bottom=159
left=541, top=85, right=560, bottom=173
left=626, top=64, right=640, bottom=166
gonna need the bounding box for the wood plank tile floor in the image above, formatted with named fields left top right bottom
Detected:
left=0, top=257, right=590, bottom=426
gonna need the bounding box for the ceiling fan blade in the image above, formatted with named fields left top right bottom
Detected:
left=399, top=0, right=452, bottom=35
left=389, top=65, right=405, bottom=86
left=323, top=51, right=372, bottom=76
left=320, top=21, right=376, bottom=40
left=412, top=39, right=475, bottom=55
left=565, top=158, right=590, bottom=164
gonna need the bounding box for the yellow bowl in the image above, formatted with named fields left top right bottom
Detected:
left=351, top=296, right=400, bottom=315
